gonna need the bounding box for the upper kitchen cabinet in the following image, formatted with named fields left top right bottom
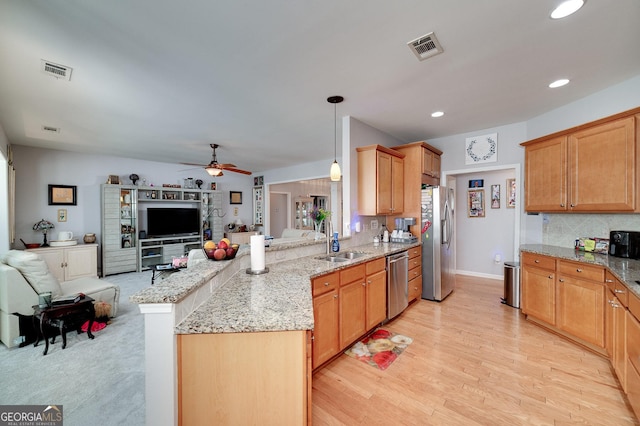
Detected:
left=356, top=145, right=405, bottom=215
left=522, top=108, right=640, bottom=213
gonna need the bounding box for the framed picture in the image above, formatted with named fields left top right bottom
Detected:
left=48, top=184, right=77, bottom=205
left=57, top=209, right=67, bottom=222
left=469, top=179, right=484, bottom=188
left=210, top=182, right=217, bottom=190
left=468, top=189, right=485, bottom=218
left=507, top=178, right=516, bottom=208
left=253, top=186, right=264, bottom=225
left=230, top=191, right=242, bottom=204
left=491, top=184, right=500, bottom=209
left=253, top=175, right=264, bottom=186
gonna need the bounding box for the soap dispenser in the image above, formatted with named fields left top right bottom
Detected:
left=331, top=232, right=340, bottom=252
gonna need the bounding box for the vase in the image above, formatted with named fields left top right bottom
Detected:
left=314, top=220, right=324, bottom=241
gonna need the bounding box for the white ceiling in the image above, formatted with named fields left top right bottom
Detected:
left=0, top=1, right=639, bottom=174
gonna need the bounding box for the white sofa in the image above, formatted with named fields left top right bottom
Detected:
left=280, top=228, right=325, bottom=239
left=0, top=250, right=120, bottom=348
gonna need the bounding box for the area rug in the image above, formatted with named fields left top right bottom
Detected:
left=344, top=329, right=413, bottom=370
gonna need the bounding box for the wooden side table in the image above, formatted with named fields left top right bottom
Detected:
left=32, top=296, right=96, bottom=355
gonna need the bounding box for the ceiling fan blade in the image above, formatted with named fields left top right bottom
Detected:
left=217, top=163, right=237, bottom=168
left=223, top=167, right=252, bottom=175
left=180, top=162, right=209, bottom=167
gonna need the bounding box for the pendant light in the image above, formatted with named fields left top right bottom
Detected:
left=328, top=96, right=343, bottom=181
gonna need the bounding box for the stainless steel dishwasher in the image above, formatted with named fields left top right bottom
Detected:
left=386, top=251, right=409, bottom=321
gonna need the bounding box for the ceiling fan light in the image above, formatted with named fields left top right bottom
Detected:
left=330, top=160, right=341, bottom=181
left=206, top=166, right=223, bottom=176
left=550, top=0, right=584, bottom=19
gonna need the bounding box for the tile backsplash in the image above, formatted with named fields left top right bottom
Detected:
left=543, top=213, right=640, bottom=248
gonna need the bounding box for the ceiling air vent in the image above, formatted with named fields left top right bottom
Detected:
left=407, top=32, right=443, bottom=61
left=41, top=125, right=61, bottom=134
left=41, top=60, right=72, bottom=81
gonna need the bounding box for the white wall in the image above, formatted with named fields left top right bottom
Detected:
left=10, top=145, right=253, bottom=252
left=0, top=122, right=9, bottom=253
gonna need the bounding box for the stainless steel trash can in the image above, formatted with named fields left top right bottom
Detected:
left=502, top=261, right=520, bottom=308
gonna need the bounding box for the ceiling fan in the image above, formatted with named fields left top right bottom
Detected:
left=182, top=144, right=251, bottom=176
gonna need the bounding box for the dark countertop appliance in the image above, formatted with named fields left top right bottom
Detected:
left=609, top=231, right=640, bottom=259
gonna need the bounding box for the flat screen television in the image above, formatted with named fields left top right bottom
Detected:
left=147, top=208, right=200, bottom=238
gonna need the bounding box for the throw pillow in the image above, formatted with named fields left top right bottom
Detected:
left=2, top=250, right=63, bottom=297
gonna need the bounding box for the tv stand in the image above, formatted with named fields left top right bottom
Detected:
left=138, top=236, right=202, bottom=271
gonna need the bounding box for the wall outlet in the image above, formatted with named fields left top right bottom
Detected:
left=371, top=220, right=378, bottom=230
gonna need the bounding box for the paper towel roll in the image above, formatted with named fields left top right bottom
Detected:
left=250, top=235, right=266, bottom=271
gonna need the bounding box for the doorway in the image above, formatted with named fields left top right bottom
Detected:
left=269, top=192, right=290, bottom=238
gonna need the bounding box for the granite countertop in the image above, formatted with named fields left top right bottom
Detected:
left=173, top=241, right=420, bottom=335
left=129, top=237, right=419, bottom=334
left=520, top=244, right=640, bottom=298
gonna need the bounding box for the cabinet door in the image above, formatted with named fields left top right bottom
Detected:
left=613, top=295, right=627, bottom=389
left=524, top=136, right=567, bottom=212
left=377, top=151, right=393, bottom=214
left=521, top=266, right=556, bottom=325
left=557, top=276, right=605, bottom=348
left=391, top=155, right=404, bottom=214
left=569, top=116, right=635, bottom=211
left=64, top=246, right=98, bottom=281
left=627, top=310, right=640, bottom=418
left=339, top=280, right=366, bottom=350
left=365, top=270, right=386, bottom=331
left=36, top=249, right=65, bottom=282
left=312, top=290, right=339, bottom=369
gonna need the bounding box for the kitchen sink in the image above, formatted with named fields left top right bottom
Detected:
left=315, top=251, right=368, bottom=262
left=315, top=255, right=350, bottom=263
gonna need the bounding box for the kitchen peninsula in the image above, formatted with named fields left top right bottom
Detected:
left=131, top=237, right=419, bottom=425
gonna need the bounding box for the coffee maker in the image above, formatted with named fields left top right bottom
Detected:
left=391, top=217, right=418, bottom=243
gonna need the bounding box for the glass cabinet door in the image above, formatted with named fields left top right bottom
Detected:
left=295, top=197, right=314, bottom=230
left=120, top=187, right=137, bottom=248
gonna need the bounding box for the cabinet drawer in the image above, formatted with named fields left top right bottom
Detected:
left=629, top=291, right=640, bottom=323
left=606, top=271, right=629, bottom=307
left=312, top=272, right=339, bottom=297
left=365, top=258, right=386, bottom=275
left=557, top=260, right=604, bottom=282
left=409, top=275, right=422, bottom=300
left=408, top=267, right=420, bottom=281
left=626, top=358, right=640, bottom=421
left=409, top=256, right=421, bottom=271
left=340, top=264, right=366, bottom=285
left=521, top=252, right=555, bottom=271
left=408, top=247, right=421, bottom=259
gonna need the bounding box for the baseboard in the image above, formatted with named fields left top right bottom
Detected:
left=456, top=270, right=503, bottom=281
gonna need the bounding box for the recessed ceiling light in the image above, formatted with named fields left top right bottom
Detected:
left=550, top=0, right=585, bottom=19
left=549, top=79, right=570, bottom=88
left=431, top=111, right=444, bottom=118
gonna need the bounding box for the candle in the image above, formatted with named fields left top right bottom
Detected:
left=250, top=235, right=266, bottom=271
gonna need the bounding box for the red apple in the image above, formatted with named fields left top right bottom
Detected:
left=218, top=240, right=229, bottom=249
left=225, top=247, right=236, bottom=259
left=213, top=248, right=227, bottom=260
left=205, top=248, right=216, bottom=259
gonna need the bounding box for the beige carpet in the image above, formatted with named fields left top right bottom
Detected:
left=0, top=271, right=150, bottom=426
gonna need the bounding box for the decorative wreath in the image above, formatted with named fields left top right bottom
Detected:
left=466, top=137, right=496, bottom=162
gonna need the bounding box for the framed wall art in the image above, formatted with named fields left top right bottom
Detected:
left=469, top=179, right=484, bottom=188
left=229, top=191, right=243, bottom=205
left=57, top=209, right=67, bottom=222
left=491, top=184, right=500, bottom=209
left=465, top=133, right=498, bottom=165
left=507, top=178, right=516, bottom=208
left=468, top=189, right=485, bottom=218
left=253, top=186, right=264, bottom=225
left=48, top=184, right=77, bottom=206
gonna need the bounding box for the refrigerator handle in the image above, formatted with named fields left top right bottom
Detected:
left=442, top=202, right=451, bottom=247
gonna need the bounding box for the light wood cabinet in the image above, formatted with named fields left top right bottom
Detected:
left=365, top=258, right=387, bottom=331
left=311, top=258, right=389, bottom=370
left=521, top=252, right=556, bottom=325
left=356, top=145, right=405, bottom=215
left=311, top=272, right=339, bottom=369
left=606, top=287, right=627, bottom=390
left=522, top=110, right=639, bottom=213
left=626, top=299, right=640, bottom=418
left=556, top=260, right=605, bottom=348
left=177, top=330, right=309, bottom=425
left=339, top=265, right=366, bottom=350
left=392, top=141, right=442, bottom=237
left=407, top=246, right=422, bottom=302
left=28, top=244, right=98, bottom=282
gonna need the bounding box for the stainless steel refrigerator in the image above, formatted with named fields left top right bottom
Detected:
left=421, top=186, right=455, bottom=301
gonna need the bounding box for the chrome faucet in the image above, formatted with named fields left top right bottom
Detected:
left=326, top=221, right=333, bottom=255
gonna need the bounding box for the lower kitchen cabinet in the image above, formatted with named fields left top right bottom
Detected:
left=311, top=257, right=389, bottom=370
left=407, top=246, right=422, bottom=302
left=557, top=274, right=605, bottom=348
left=521, top=252, right=556, bottom=325
left=606, top=287, right=627, bottom=389
left=27, top=244, right=98, bottom=282
left=177, top=330, right=310, bottom=425
left=339, top=265, right=367, bottom=350
left=627, top=304, right=640, bottom=418
left=365, top=258, right=386, bottom=331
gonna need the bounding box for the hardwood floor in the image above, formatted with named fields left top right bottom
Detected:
left=312, top=275, right=639, bottom=425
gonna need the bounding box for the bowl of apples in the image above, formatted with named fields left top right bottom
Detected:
left=204, top=238, right=239, bottom=261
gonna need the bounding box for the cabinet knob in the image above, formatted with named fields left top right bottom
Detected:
left=334, top=295, right=338, bottom=299
left=570, top=204, right=575, bottom=208
left=576, top=268, right=582, bottom=273
left=548, top=275, right=553, bottom=279
left=362, top=282, right=366, bottom=286
left=614, top=289, right=626, bottom=294
left=324, top=282, right=329, bottom=287
left=605, top=279, right=613, bottom=283
left=560, top=204, right=565, bottom=207
left=559, top=278, right=564, bottom=282
left=534, top=260, right=540, bottom=263
left=367, top=280, right=371, bottom=284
